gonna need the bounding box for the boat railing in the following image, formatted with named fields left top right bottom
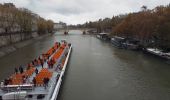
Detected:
left=46, top=45, right=68, bottom=99
left=0, top=84, right=34, bottom=92
left=47, top=72, right=60, bottom=99
left=51, top=44, right=72, bottom=100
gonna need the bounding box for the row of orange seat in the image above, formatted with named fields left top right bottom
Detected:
left=8, top=42, right=64, bottom=85
left=35, top=68, right=52, bottom=85
left=52, top=44, right=66, bottom=61
left=46, top=43, right=59, bottom=56
left=34, top=43, right=67, bottom=85
left=9, top=43, right=59, bottom=85
left=11, top=67, right=35, bottom=85
left=33, top=43, right=61, bottom=85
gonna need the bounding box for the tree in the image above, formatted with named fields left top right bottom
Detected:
left=46, top=20, right=54, bottom=33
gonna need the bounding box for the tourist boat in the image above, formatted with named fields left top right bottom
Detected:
left=0, top=40, right=72, bottom=100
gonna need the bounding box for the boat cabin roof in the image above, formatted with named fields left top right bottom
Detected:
left=99, top=33, right=109, bottom=35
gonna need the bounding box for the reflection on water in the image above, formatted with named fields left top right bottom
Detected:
left=0, top=30, right=170, bottom=100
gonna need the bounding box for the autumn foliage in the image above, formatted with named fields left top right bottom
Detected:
left=114, top=5, right=170, bottom=50
left=0, top=3, right=54, bottom=36
left=80, top=4, right=170, bottom=50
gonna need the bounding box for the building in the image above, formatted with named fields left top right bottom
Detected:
left=53, top=22, right=67, bottom=30
left=3, top=3, right=15, bottom=8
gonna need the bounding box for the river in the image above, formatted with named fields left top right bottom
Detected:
left=0, top=30, right=170, bottom=100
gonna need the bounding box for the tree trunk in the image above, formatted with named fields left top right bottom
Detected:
left=20, top=32, right=22, bottom=41
left=9, top=34, right=12, bottom=44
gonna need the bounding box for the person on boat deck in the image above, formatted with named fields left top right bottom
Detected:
left=55, top=64, right=62, bottom=71
left=55, top=42, right=59, bottom=48
left=43, top=54, right=49, bottom=61
left=27, top=63, right=31, bottom=70
left=58, top=42, right=61, bottom=47
left=55, top=42, right=58, bottom=45
left=1, top=81, right=4, bottom=86
left=38, top=56, right=42, bottom=65
left=68, top=43, right=71, bottom=47
left=32, top=77, right=36, bottom=86
left=38, top=56, right=41, bottom=60
left=34, top=59, right=38, bottom=66
left=22, top=75, right=27, bottom=84
left=52, top=47, right=55, bottom=53
left=14, top=67, right=18, bottom=74
left=35, top=68, right=38, bottom=74
left=58, top=64, right=62, bottom=70
left=4, top=78, right=12, bottom=85
left=50, top=59, right=55, bottom=68
left=40, top=59, right=44, bottom=68
left=32, top=61, right=34, bottom=66
left=43, top=77, right=49, bottom=89
left=56, top=74, right=60, bottom=81
left=47, top=54, right=50, bottom=60
left=4, top=79, right=9, bottom=85
left=19, top=66, right=24, bottom=73
left=47, top=60, right=51, bottom=68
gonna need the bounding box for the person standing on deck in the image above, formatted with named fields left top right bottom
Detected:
left=34, top=59, right=38, bottom=66
left=32, top=61, right=34, bottom=66
left=14, top=67, right=18, bottom=74
left=47, top=54, right=50, bottom=60
left=22, top=75, right=26, bottom=84
left=35, top=68, right=38, bottom=74
left=56, top=42, right=59, bottom=49
left=4, top=78, right=9, bottom=85
left=32, top=77, right=36, bottom=87
left=38, top=56, right=41, bottom=60
left=47, top=60, right=51, bottom=68
left=68, top=43, right=71, bottom=47
left=38, top=57, right=41, bottom=66
left=43, top=77, right=49, bottom=89
left=50, top=59, right=55, bottom=68
left=58, top=42, right=61, bottom=47
left=19, top=66, right=23, bottom=73
left=27, top=63, right=31, bottom=70
left=52, top=47, right=55, bottom=53
left=40, top=59, right=44, bottom=68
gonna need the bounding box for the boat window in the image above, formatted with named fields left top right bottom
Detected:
left=37, top=94, right=45, bottom=99
left=27, top=95, right=33, bottom=98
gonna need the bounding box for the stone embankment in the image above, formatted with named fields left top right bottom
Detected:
left=0, top=32, right=51, bottom=58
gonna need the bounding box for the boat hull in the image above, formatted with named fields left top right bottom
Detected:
left=51, top=45, right=72, bottom=100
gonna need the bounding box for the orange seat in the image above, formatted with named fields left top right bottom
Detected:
left=35, top=68, right=53, bottom=85
left=9, top=43, right=62, bottom=85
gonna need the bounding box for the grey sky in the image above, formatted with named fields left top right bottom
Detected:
left=0, top=0, right=170, bottom=25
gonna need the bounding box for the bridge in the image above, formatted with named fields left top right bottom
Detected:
left=55, top=28, right=97, bottom=35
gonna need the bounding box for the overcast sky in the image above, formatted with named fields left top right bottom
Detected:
left=0, top=0, right=170, bottom=25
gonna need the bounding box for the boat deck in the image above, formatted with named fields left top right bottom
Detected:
left=0, top=41, right=71, bottom=100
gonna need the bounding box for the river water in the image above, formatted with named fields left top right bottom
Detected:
left=0, top=30, right=170, bottom=100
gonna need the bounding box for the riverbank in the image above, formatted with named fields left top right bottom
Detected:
left=0, top=33, right=52, bottom=58
left=95, top=34, right=170, bottom=60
